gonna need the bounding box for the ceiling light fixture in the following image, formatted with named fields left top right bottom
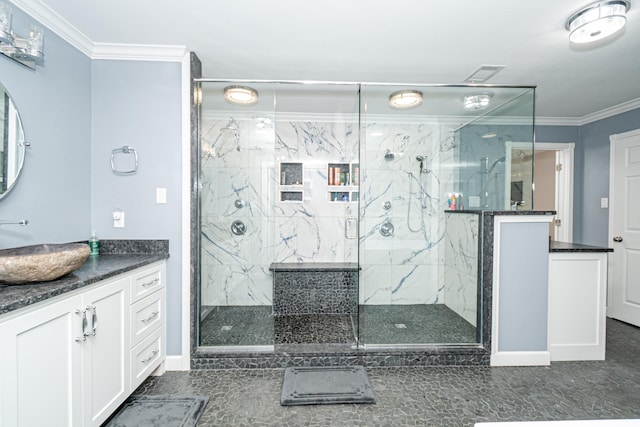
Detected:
left=462, top=93, right=493, bottom=111
left=389, top=90, right=423, bottom=109
left=224, top=85, right=259, bottom=105
left=565, top=0, right=631, bottom=44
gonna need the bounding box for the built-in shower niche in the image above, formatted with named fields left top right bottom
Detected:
left=279, top=162, right=303, bottom=202
left=327, top=162, right=359, bottom=202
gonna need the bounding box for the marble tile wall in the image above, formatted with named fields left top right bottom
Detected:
left=200, top=116, right=461, bottom=309
left=444, top=212, right=480, bottom=326
left=359, top=121, right=455, bottom=305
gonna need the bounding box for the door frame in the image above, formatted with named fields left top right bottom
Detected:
left=506, top=141, right=575, bottom=242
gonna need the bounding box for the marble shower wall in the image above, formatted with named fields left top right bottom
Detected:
left=200, top=116, right=359, bottom=306
left=444, top=212, right=479, bottom=326
left=200, top=114, right=468, bottom=309
left=359, top=120, right=456, bottom=305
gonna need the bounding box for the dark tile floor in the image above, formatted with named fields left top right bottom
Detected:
left=199, top=304, right=476, bottom=348
left=137, top=318, right=640, bottom=426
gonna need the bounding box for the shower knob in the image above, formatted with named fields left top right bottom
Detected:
left=231, top=220, right=247, bottom=236
left=234, top=199, right=246, bottom=209
left=383, top=201, right=392, bottom=210
left=379, top=221, right=394, bottom=237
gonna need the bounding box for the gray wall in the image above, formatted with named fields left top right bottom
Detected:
left=498, top=221, right=549, bottom=352
left=91, top=60, right=183, bottom=355
left=537, top=109, right=640, bottom=247
left=0, top=8, right=92, bottom=248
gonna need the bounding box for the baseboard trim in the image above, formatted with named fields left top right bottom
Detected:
left=490, top=351, right=551, bottom=366
left=165, top=355, right=190, bottom=371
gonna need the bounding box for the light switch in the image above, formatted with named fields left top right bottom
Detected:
left=601, top=197, right=608, bottom=208
left=113, top=210, right=125, bottom=228
left=156, top=188, right=167, bottom=204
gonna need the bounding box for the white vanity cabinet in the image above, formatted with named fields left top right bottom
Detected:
left=0, top=260, right=166, bottom=427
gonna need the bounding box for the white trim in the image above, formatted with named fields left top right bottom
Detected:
left=92, top=43, right=188, bottom=62
left=9, top=0, right=94, bottom=57
left=491, top=215, right=553, bottom=366
left=490, top=351, right=551, bottom=366
left=164, top=355, right=188, bottom=372
left=178, top=53, right=192, bottom=371
left=580, top=97, right=640, bottom=126
left=537, top=142, right=574, bottom=243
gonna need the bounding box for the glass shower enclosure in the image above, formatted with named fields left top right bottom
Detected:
left=195, top=81, right=535, bottom=354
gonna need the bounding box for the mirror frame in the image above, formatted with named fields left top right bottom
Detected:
left=0, top=82, right=27, bottom=201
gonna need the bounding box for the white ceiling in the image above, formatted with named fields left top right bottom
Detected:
left=16, top=0, right=640, bottom=122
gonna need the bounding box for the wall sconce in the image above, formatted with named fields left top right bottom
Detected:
left=0, top=2, right=45, bottom=70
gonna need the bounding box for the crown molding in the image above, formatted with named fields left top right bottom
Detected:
left=535, top=116, right=581, bottom=126
left=92, top=43, right=188, bottom=62
left=9, top=0, right=187, bottom=62
left=9, top=0, right=94, bottom=57
left=578, top=96, right=640, bottom=125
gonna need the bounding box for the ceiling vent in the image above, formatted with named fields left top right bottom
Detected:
left=464, top=65, right=506, bottom=83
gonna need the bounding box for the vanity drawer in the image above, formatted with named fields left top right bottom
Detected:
left=131, top=263, right=163, bottom=303
left=130, top=328, right=164, bottom=390
left=130, top=290, right=164, bottom=347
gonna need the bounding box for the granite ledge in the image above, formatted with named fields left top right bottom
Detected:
left=269, top=262, right=359, bottom=272
left=550, top=240, right=613, bottom=253
left=0, top=240, right=169, bottom=316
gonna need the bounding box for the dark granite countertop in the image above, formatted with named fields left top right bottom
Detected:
left=269, top=262, right=359, bottom=272
left=550, top=240, right=613, bottom=253
left=0, top=240, right=169, bottom=316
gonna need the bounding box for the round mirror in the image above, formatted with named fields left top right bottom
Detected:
left=0, top=82, right=27, bottom=200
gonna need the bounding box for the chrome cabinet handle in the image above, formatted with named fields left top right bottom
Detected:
left=141, top=349, right=159, bottom=364
left=613, top=236, right=623, bottom=242
left=88, top=305, right=97, bottom=336
left=75, top=309, right=88, bottom=343
left=141, top=311, right=159, bottom=323
left=141, top=277, right=160, bottom=287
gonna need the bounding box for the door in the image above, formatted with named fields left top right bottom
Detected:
left=608, top=128, right=640, bottom=326
left=0, top=296, right=84, bottom=427
left=82, top=276, right=130, bottom=426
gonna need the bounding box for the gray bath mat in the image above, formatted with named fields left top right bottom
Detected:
left=104, top=394, right=209, bottom=427
left=281, top=366, right=376, bottom=405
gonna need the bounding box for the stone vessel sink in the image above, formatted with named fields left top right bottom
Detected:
left=0, top=243, right=90, bottom=285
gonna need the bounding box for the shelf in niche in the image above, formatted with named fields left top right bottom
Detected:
left=280, top=191, right=303, bottom=202
left=280, top=162, right=303, bottom=186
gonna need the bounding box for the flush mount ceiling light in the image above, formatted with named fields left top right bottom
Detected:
left=224, top=85, right=258, bottom=105
left=389, top=90, right=423, bottom=109
left=462, top=93, right=493, bottom=111
left=565, top=0, right=631, bottom=44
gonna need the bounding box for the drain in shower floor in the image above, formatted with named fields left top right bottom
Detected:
left=395, top=324, right=407, bottom=329
left=221, top=325, right=233, bottom=331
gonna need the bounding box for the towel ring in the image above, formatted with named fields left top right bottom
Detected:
left=110, top=146, right=138, bottom=175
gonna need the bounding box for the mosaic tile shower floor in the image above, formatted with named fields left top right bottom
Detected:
left=137, top=319, right=640, bottom=426
left=199, top=304, right=476, bottom=348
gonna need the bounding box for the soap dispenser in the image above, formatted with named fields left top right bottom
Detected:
left=89, top=231, right=100, bottom=256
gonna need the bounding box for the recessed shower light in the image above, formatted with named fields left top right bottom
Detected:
left=389, top=90, right=423, bottom=109
left=462, top=93, right=493, bottom=111
left=224, top=85, right=259, bottom=105
left=566, top=0, right=630, bottom=44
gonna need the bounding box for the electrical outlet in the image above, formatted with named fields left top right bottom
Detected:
left=156, top=188, right=167, bottom=204
left=601, top=198, right=608, bottom=209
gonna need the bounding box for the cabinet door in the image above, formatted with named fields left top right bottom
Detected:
left=0, top=295, right=84, bottom=427
left=82, top=276, right=130, bottom=426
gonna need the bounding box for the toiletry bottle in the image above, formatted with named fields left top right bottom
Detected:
left=89, top=231, right=100, bottom=256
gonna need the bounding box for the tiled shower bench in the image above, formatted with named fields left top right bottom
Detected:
left=268, top=263, right=359, bottom=316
